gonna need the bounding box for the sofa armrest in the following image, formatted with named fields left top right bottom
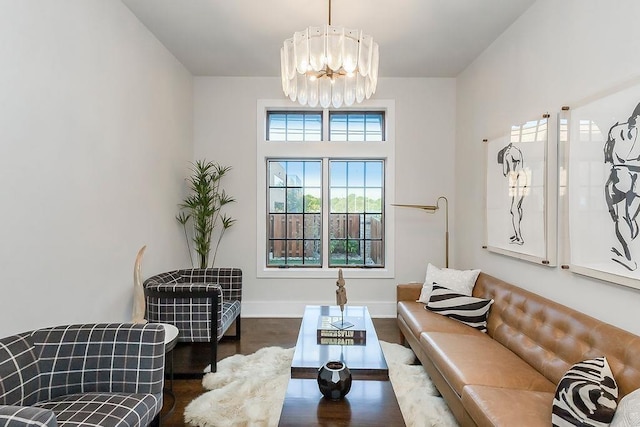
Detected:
left=32, top=323, right=165, bottom=401
left=0, top=405, right=57, bottom=427
left=397, top=283, right=423, bottom=302
left=145, top=282, right=222, bottom=297
left=143, top=270, right=181, bottom=287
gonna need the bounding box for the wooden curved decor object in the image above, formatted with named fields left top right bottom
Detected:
left=132, top=245, right=148, bottom=324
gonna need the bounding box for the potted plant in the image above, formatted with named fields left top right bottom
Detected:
left=177, top=160, right=236, bottom=268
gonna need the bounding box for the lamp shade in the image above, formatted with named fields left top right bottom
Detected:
left=281, top=23, right=379, bottom=107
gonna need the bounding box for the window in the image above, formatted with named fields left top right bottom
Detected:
left=267, top=112, right=322, bottom=141
left=267, top=111, right=384, bottom=142
left=329, top=160, right=384, bottom=267
left=268, top=160, right=322, bottom=266
left=329, top=112, right=384, bottom=141
left=257, top=100, right=395, bottom=278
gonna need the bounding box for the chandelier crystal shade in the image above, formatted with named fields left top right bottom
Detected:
left=280, top=5, right=379, bottom=108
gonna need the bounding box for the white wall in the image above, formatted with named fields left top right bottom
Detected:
left=194, top=77, right=456, bottom=317
left=0, top=1, right=193, bottom=336
left=455, top=0, right=640, bottom=334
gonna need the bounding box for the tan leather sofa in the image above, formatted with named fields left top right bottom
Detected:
left=397, top=272, right=640, bottom=427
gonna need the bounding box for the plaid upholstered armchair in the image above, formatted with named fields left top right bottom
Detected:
left=0, top=323, right=165, bottom=427
left=143, top=268, right=242, bottom=373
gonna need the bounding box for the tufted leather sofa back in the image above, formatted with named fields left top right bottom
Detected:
left=473, top=272, right=640, bottom=398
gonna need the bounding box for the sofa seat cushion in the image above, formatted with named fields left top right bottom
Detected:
left=462, top=385, right=554, bottom=427
left=398, top=301, right=484, bottom=338
left=35, top=392, right=161, bottom=427
left=420, top=332, right=556, bottom=396
left=218, top=300, right=241, bottom=340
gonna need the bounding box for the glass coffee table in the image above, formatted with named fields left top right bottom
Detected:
left=279, top=305, right=405, bottom=426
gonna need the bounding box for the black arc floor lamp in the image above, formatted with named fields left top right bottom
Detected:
left=392, top=196, right=449, bottom=268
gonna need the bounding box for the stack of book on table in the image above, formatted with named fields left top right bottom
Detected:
left=317, top=315, right=367, bottom=345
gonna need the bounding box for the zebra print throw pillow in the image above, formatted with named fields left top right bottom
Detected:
left=426, top=284, right=493, bottom=332
left=552, top=357, right=618, bottom=427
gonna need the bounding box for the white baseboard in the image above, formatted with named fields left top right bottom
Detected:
left=240, top=301, right=398, bottom=318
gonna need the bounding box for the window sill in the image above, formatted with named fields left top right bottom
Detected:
left=256, top=267, right=395, bottom=279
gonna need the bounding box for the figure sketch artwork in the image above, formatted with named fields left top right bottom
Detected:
left=486, top=118, right=549, bottom=262
left=497, top=143, right=527, bottom=246
left=568, top=83, right=640, bottom=286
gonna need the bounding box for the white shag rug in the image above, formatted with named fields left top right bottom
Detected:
left=184, top=341, right=459, bottom=427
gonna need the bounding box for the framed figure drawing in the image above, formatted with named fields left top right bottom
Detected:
left=485, top=115, right=557, bottom=265
left=566, top=82, right=640, bottom=288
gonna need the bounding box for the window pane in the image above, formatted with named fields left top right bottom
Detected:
left=287, top=214, right=303, bottom=238
left=330, top=161, right=347, bottom=187
left=269, top=214, right=286, bottom=238
left=286, top=162, right=304, bottom=186
left=269, top=240, right=286, bottom=261
left=329, top=188, right=346, bottom=213
left=305, top=114, right=322, bottom=140
left=287, top=188, right=303, bottom=213
left=365, top=188, right=382, bottom=212
left=305, top=114, right=322, bottom=141
left=304, top=187, right=321, bottom=213
left=347, top=188, right=365, bottom=213
left=268, top=114, right=286, bottom=141
left=330, top=213, right=347, bottom=238
left=329, top=241, right=347, bottom=265
left=366, top=214, right=383, bottom=239
left=347, top=214, right=362, bottom=238
left=347, top=162, right=365, bottom=186
left=286, top=241, right=304, bottom=264
left=304, top=161, right=321, bottom=187
left=269, top=161, right=286, bottom=186
left=331, top=115, right=347, bottom=141
left=348, top=114, right=365, bottom=141
left=304, top=240, right=321, bottom=265
left=366, top=240, right=384, bottom=265
left=269, top=188, right=285, bottom=212
left=288, top=114, right=304, bottom=141
left=365, top=161, right=383, bottom=186
left=365, top=114, right=383, bottom=141
left=304, top=214, right=321, bottom=239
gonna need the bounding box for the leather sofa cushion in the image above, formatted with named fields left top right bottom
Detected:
left=397, top=301, right=483, bottom=338
left=462, top=385, right=554, bottom=427
left=420, top=332, right=556, bottom=396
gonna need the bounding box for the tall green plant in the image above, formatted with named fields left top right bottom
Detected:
left=177, top=160, right=236, bottom=268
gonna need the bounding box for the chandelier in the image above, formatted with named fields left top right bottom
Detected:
left=280, top=0, right=379, bottom=108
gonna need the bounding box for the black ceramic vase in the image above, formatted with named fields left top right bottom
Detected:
left=317, top=360, right=352, bottom=400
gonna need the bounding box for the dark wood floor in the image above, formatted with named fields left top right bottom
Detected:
left=161, top=317, right=402, bottom=427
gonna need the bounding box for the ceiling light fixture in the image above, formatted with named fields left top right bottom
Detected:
left=280, top=0, right=379, bottom=108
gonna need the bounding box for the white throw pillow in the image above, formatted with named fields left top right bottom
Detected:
left=417, top=263, right=481, bottom=303
left=611, top=388, right=640, bottom=427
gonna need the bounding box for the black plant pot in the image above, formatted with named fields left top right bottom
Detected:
left=317, top=361, right=352, bottom=400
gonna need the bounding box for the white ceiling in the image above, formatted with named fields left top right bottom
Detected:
left=122, top=0, right=535, bottom=78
